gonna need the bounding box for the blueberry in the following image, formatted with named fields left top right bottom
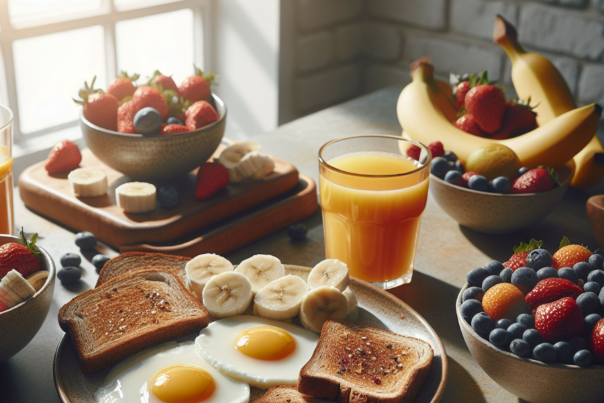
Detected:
left=156, top=186, right=179, bottom=209
left=587, top=270, right=604, bottom=287
left=573, top=262, right=595, bottom=281
left=454, top=160, right=465, bottom=173
left=585, top=313, right=602, bottom=333
left=570, top=337, right=588, bottom=353
left=496, top=318, right=513, bottom=329
left=491, top=177, right=511, bottom=193
left=75, top=231, right=97, bottom=250
left=166, top=117, right=184, bottom=125
left=60, top=253, right=81, bottom=267
left=554, top=341, right=573, bottom=364
left=537, top=267, right=558, bottom=281
left=482, top=275, right=503, bottom=292
left=533, top=343, right=557, bottom=363
left=489, top=328, right=513, bottom=348
left=484, top=261, right=505, bottom=276
left=558, top=267, right=579, bottom=285
left=133, top=107, right=162, bottom=136
left=500, top=268, right=513, bottom=283
left=510, top=339, right=531, bottom=357
left=443, top=151, right=457, bottom=162
left=518, top=167, right=529, bottom=176
left=508, top=323, right=527, bottom=339
left=600, top=287, right=604, bottom=307
left=472, top=312, right=495, bottom=336
left=92, top=254, right=111, bottom=272
left=467, top=267, right=489, bottom=288
left=430, top=157, right=451, bottom=179
left=574, top=349, right=593, bottom=366
left=584, top=281, right=602, bottom=295
left=57, top=267, right=81, bottom=285
left=517, top=313, right=535, bottom=329
left=444, top=170, right=463, bottom=185
left=589, top=254, right=604, bottom=270
left=287, top=224, right=308, bottom=240
left=511, top=267, right=538, bottom=295
left=576, top=292, right=600, bottom=317
left=468, top=175, right=488, bottom=192
left=523, top=329, right=542, bottom=347
left=462, top=287, right=484, bottom=302
left=460, top=299, right=484, bottom=323
left=526, top=249, right=553, bottom=271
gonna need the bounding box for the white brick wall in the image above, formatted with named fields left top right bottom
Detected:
left=367, top=0, right=448, bottom=30
left=451, top=0, right=518, bottom=41
left=297, top=32, right=334, bottom=73
left=298, top=0, right=363, bottom=32
left=364, top=63, right=411, bottom=93
left=296, top=64, right=361, bottom=111
left=578, top=64, right=604, bottom=106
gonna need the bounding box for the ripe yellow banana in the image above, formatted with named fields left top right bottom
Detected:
left=409, top=57, right=457, bottom=123
left=571, top=136, right=604, bottom=189
left=397, top=62, right=601, bottom=168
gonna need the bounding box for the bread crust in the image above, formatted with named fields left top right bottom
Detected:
left=96, top=252, right=190, bottom=287
left=256, top=385, right=333, bottom=403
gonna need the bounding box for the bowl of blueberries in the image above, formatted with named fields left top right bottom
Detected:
left=456, top=243, right=604, bottom=403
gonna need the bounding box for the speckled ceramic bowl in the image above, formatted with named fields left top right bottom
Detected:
left=456, top=284, right=604, bottom=403
left=430, top=165, right=572, bottom=234
left=0, top=235, right=56, bottom=363
left=80, top=94, right=226, bottom=181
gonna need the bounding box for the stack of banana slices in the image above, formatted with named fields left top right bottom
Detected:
left=218, top=141, right=275, bottom=182
left=0, top=269, right=36, bottom=312
left=185, top=254, right=358, bottom=333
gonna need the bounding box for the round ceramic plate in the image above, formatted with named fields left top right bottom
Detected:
left=54, top=265, right=448, bottom=402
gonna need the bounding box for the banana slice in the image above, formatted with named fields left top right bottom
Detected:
left=307, top=259, right=349, bottom=292
left=26, top=271, right=49, bottom=292
left=343, top=286, right=359, bottom=322
left=231, top=152, right=275, bottom=182
left=68, top=168, right=108, bottom=197
left=202, top=271, right=253, bottom=319
left=235, top=254, right=285, bottom=294
left=218, top=141, right=261, bottom=169
left=185, top=254, right=234, bottom=300
left=254, top=275, right=309, bottom=320
left=116, top=182, right=156, bottom=213
left=299, top=286, right=349, bottom=333
left=4, top=270, right=36, bottom=300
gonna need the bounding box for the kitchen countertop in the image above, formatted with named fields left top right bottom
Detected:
left=1, top=86, right=602, bottom=402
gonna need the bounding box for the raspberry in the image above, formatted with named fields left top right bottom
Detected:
left=482, top=283, right=528, bottom=321
left=406, top=145, right=421, bottom=161
left=428, top=141, right=444, bottom=158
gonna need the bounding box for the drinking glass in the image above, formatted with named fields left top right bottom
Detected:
left=0, top=105, right=14, bottom=235
left=318, top=135, right=431, bottom=289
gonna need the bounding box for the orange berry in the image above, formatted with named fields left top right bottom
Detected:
left=482, top=283, right=528, bottom=321
left=552, top=245, right=591, bottom=269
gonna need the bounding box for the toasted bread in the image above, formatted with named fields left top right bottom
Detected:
left=298, top=320, right=433, bottom=403
left=256, top=386, right=334, bottom=402
left=96, top=252, right=190, bottom=287
left=59, top=269, right=209, bottom=373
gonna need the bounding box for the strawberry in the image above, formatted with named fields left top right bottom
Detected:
left=464, top=84, right=506, bottom=134
left=406, top=145, right=421, bottom=161
left=511, top=168, right=554, bottom=194
left=427, top=141, right=444, bottom=158
left=491, top=100, right=537, bottom=140
left=0, top=229, right=41, bottom=280
left=590, top=319, right=604, bottom=363
left=73, top=77, right=118, bottom=131
left=504, top=239, right=543, bottom=270
left=148, top=70, right=178, bottom=92
left=132, top=86, right=169, bottom=119
left=462, top=172, right=478, bottom=183
left=552, top=237, right=591, bottom=269
left=185, top=101, right=219, bottom=131
left=160, top=124, right=189, bottom=135
left=107, top=71, right=139, bottom=101
left=535, top=297, right=584, bottom=342
left=195, top=163, right=230, bottom=200
left=179, top=67, right=217, bottom=103
left=525, top=278, right=583, bottom=310
left=454, top=81, right=470, bottom=110
left=45, top=140, right=82, bottom=174
left=450, top=70, right=488, bottom=110
left=117, top=100, right=138, bottom=134
left=455, top=114, right=487, bottom=137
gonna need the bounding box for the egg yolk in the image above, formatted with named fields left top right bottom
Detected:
left=235, top=326, right=296, bottom=361
left=149, top=364, right=215, bottom=403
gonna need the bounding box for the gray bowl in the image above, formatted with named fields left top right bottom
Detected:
left=80, top=94, right=226, bottom=181
left=456, top=284, right=604, bottom=403
left=0, top=235, right=56, bottom=363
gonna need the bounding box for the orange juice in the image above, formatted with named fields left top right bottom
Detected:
left=0, top=149, right=14, bottom=235
left=320, top=152, right=429, bottom=284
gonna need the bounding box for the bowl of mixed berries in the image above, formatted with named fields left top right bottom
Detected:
left=456, top=237, right=604, bottom=403
left=75, top=68, right=226, bottom=181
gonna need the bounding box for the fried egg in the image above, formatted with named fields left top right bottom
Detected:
left=94, top=341, right=249, bottom=403
left=195, top=316, right=319, bottom=389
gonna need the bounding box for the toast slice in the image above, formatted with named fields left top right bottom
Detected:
left=59, top=269, right=209, bottom=373
left=298, top=320, right=433, bottom=403
left=96, top=252, right=190, bottom=287
left=256, top=386, right=334, bottom=402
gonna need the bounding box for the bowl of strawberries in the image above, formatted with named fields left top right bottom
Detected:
left=456, top=238, right=604, bottom=403
left=76, top=68, right=226, bottom=181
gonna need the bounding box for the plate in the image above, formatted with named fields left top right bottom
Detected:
left=54, top=265, right=448, bottom=402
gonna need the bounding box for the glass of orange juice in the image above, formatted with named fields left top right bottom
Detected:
left=0, top=105, right=14, bottom=235
left=319, top=135, right=431, bottom=289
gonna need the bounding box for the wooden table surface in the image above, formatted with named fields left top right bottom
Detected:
left=1, top=86, right=602, bottom=403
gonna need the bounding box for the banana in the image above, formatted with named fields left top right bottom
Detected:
left=185, top=254, right=234, bottom=300
left=235, top=254, right=285, bottom=294
left=299, top=286, right=348, bottom=334
left=218, top=141, right=261, bottom=169
left=307, top=259, right=349, bottom=292
left=26, top=271, right=49, bottom=292
left=4, top=270, right=36, bottom=300
left=254, top=275, right=309, bottom=320
left=202, top=271, right=253, bottom=318
left=571, top=136, right=604, bottom=189
left=231, top=152, right=275, bottom=182
left=68, top=168, right=108, bottom=197
left=116, top=182, right=156, bottom=213
left=342, top=286, right=359, bottom=322
left=397, top=61, right=601, bottom=168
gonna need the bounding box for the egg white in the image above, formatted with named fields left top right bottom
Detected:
left=94, top=341, right=250, bottom=403
left=195, top=316, right=319, bottom=389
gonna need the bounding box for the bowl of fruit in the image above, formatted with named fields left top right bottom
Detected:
left=76, top=69, right=226, bottom=181
left=456, top=238, right=604, bottom=403
left=0, top=231, right=56, bottom=363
